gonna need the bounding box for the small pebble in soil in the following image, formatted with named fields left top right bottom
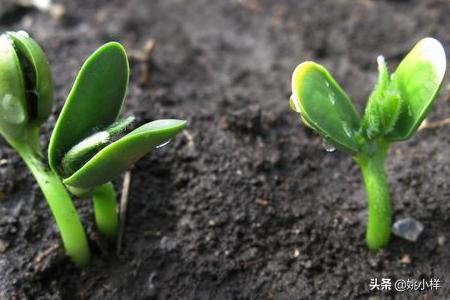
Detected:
left=437, top=235, right=446, bottom=246
left=49, top=3, right=65, bottom=20
left=400, top=254, right=411, bottom=265
left=392, top=217, right=424, bottom=242
left=159, top=236, right=177, bottom=252
left=368, top=257, right=381, bottom=270
left=303, top=260, right=313, bottom=269
left=255, top=198, right=268, bottom=206
left=0, top=239, right=8, bottom=253
left=146, top=272, right=158, bottom=298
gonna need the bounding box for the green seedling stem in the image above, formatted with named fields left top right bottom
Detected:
left=46, top=42, right=187, bottom=245
left=0, top=31, right=186, bottom=266
left=354, top=141, right=391, bottom=249
left=290, top=37, right=446, bottom=251
left=7, top=129, right=90, bottom=266
left=92, top=183, right=118, bottom=239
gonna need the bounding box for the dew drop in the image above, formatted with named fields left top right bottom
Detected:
left=1, top=94, right=26, bottom=124
left=322, top=139, right=336, bottom=152
left=341, top=121, right=353, bottom=138
left=156, top=139, right=171, bottom=149
left=325, top=81, right=330, bottom=88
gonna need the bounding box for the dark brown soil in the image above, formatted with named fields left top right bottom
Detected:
left=0, top=0, right=449, bottom=299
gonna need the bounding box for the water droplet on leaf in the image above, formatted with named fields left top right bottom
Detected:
left=156, top=139, right=171, bottom=149
left=322, top=139, right=336, bottom=152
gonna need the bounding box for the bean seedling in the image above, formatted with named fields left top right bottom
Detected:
left=289, top=38, right=446, bottom=251
left=0, top=31, right=186, bottom=266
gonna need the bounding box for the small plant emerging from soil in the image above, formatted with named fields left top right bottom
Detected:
left=0, top=31, right=186, bottom=266
left=289, top=38, right=446, bottom=251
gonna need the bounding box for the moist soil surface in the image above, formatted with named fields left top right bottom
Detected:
left=0, top=0, right=449, bottom=299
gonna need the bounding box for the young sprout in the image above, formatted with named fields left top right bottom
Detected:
left=290, top=38, right=446, bottom=251
left=0, top=32, right=186, bottom=266
left=0, top=31, right=89, bottom=266
left=48, top=42, right=187, bottom=241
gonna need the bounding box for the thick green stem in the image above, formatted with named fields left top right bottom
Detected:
left=92, top=182, right=118, bottom=239
left=10, top=136, right=90, bottom=266
left=355, top=141, right=392, bottom=251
